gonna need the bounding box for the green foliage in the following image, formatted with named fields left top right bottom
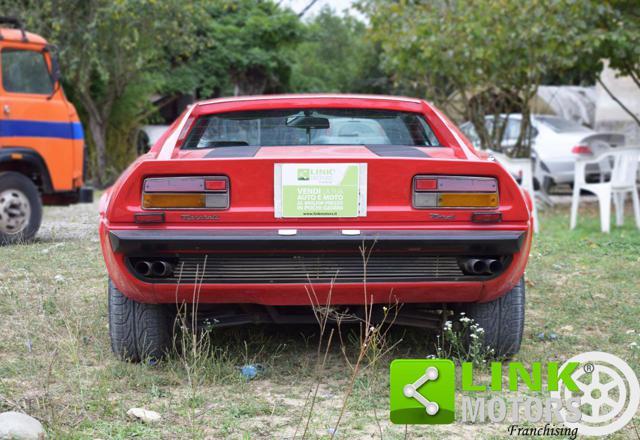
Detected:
left=0, top=0, right=303, bottom=183
left=166, top=0, right=301, bottom=98
left=289, top=7, right=389, bottom=94
left=584, top=0, right=640, bottom=126
left=437, top=314, right=495, bottom=368
left=0, top=1, right=387, bottom=181
left=363, top=0, right=603, bottom=157
left=595, top=0, right=640, bottom=79
left=1, top=0, right=200, bottom=184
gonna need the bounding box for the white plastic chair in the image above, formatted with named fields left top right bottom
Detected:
left=570, top=147, right=640, bottom=233
left=492, top=152, right=539, bottom=233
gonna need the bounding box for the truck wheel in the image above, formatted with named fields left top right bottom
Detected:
left=455, top=277, right=525, bottom=358
left=108, top=279, right=172, bottom=362
left=0, top=172, right=42, bottom=245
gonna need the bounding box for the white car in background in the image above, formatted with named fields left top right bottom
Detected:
left=460, top=114, right=625, bottom=191
left=137, top=125, right=170, bottom=154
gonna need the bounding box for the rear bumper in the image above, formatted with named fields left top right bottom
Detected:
left=109, top=229, right=525, bottom=255
left=101, top=225, right=532, bottom=305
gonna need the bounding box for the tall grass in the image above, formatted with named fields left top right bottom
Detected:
left=295, top=243, right=402, bottom=438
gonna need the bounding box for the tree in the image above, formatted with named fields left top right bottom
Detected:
left=363, top=0, right=598, bottom=157
left=3, top=0, right=302, bottom=184
left=289, top=7, right=391, bottom=94
left=590, top=0, right=640, bottom=126
left=3, top=0, right=199, bottom=185
left=177, top=0, right=301, bottom=98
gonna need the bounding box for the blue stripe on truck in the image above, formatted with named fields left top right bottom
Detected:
left=0, top=119, right=84, bottom=140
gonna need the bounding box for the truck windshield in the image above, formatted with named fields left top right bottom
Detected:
left=182, top=109, right=440, bottom=148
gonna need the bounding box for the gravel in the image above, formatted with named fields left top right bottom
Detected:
left=37, top=199, right=100, bottom=243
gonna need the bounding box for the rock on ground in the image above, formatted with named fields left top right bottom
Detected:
left=126, top=407, right=162, bottom=423
left=0, top=411, right=45, bottom=439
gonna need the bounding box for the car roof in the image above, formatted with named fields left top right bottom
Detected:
left=193, top=94, right=428, bottom=117
left=0, top=28, right=47, bottom=45
left=197, top=94, right=423, bottom=106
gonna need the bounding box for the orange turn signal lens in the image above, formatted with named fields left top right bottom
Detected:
left=438, top=193, right=498, bottom=208
left=142, top=193, right=205, bottom=209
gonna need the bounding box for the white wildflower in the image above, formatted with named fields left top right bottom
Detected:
left=470, top=333, right=478, bottom=339
left=626, top=330, right=635, bottom=335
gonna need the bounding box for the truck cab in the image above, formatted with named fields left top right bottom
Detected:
left=0, top=17, right=92, bottom=244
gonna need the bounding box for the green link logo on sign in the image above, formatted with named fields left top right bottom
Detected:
left=390, top=359, right=456, bottom=424
left=274, top=163, right=367, bottom=218
left=297, top=168, right=310, bottom=181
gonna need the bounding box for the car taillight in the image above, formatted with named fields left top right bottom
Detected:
left=414, top=177, right=438, bottom=191
left=413, top=175, right=498, bottom=208
left=142, top=176, right=229, bottom=209
left=571, top=145, right=593, bottom=155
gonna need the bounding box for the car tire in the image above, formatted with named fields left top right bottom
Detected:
left=455, top=277, right=525, bottom=358
left=108, top=279, right=172, bottom=362
left=0, top=172, right=42, bottom=245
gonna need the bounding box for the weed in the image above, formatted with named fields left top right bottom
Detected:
left=436, top=313, right=496, bottom=367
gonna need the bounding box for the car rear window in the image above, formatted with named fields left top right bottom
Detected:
left=182, top=109, right=440, bottom=149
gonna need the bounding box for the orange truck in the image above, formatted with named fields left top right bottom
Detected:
left=0, top=17, right=92, bottom=245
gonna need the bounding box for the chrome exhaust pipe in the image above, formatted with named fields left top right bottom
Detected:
left=486, top=259, right=503, bottom=274
left=134, top=260, right=152, bottom=277
left=151, top=260, right=174, bottom=277
left=463, top=258, right=488, bottom=275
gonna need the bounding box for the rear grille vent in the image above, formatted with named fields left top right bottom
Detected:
left=127, top=253, right=492, bottom=284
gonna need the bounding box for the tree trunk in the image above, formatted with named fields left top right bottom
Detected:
left=79, top=92, right=113, bottom=187
left=86, top=116, right=108, bottom=187
left=232, top=69, right=268, bottom=96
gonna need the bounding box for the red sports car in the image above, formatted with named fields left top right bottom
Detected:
left=99, top=95, right=533, bottom=362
